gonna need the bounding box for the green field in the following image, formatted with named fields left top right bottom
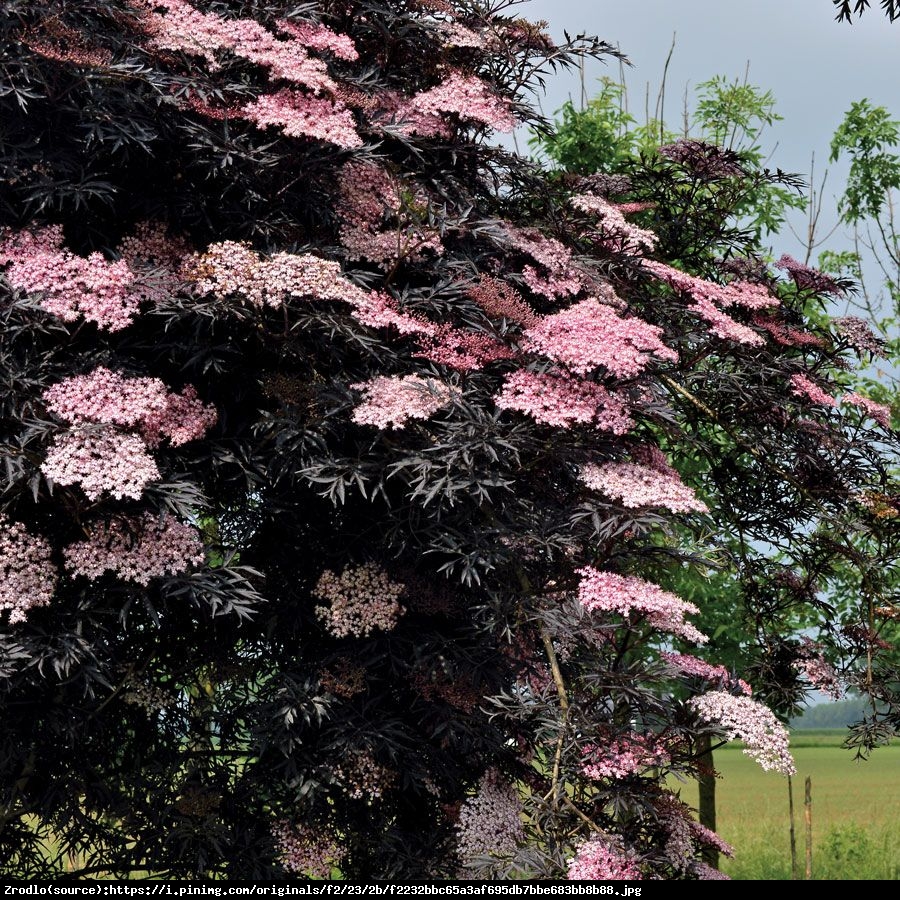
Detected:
left=673, top=731, right=900, bottom=879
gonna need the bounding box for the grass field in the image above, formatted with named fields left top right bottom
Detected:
left=673, top=731, right=900, bottom=879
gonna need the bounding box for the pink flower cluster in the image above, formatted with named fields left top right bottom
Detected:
left=660, top=652, right=751, bottom=696
left=690, top=691, right=796, bottom=775
left=468, top=277, right=538, bottom=327
left=272, top=820, right=344, bottom=878
left=276, top=19, right=358, bottom=61
left=500, top=224, right=584, bottom=300
left=351, top=375, right=459, bottom=430
left=336, top=162, right=443, bottom=267
left=0, top=514, right=57, bottom=625
left=576, top=568, right=707, bottom=644
left=775, top=255, right=844, bottom=295
left=580, top=733, right=670, bottom=781
left=694, top=862, right=732, bottom=880
left=579, top=460, right=707, bottom=514
left=524, top=299, right=677, bottom=379
left=241, top=90, right=362, bottom=148
left=410, top=73, right=517, bottom=133
left=752, top=314, right=825, bottom=349
left=41, top=429, right=161, bottom=501
left=64, top=513, right=205, bottom=585
left=313, top=563, right=405, bottom=638
left=494, top=370, right=634, bottom=433
left=567, top=837, right=642, bottom=881
left=455, top=770, right=524, bottom=865
left=414, top=325, right=515, bottom=371
left=795, top=638, right=843, bottom=699
left=790, top=373, right=837, bottom=407
left=43, top=367, right=216, bottom=448
left=570, top=192, right=658, bottom=252
left=137, top=0, right=335, bottom=92
left=833, top=316, right=886, bottom=357
left=0, top=226, right=146, bottom=331
left=116, top=221, right=190, bottom=269
left=843, top=392, right=893, bottom=429
left=188, top=241, right=368, bottom=308
left=349, top=291, right=436, bottom=336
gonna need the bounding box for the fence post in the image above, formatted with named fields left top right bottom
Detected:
left=804, top=776, right=813, bottom=880
left=788, top=775, right=798, bottom=879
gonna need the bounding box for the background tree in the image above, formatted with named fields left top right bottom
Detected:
left=1, top=0, right=898, bottom=881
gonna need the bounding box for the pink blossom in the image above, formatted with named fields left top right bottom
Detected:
left=521, top=264, right=582, bottom=300
left=643, top=258, right=778, bottom=311
left=0, top=226, right=146, bottom=331
left=499, top=224, right=585, bottom=299
left=690, top=691, right=795, bottom=775
left=41, top=428, right=161, bottom=501
left=241, top=90, right=362, bottom=148
left=375, top=89, right=452, bottom=140
left=336, top=161, right=443, bottom=266
left=414, top=325, right=515, bottom=371
left=689, top=821, right=734, bottom=859
left=116, top=221, right=191, bottom=269
left=349, top=291, right=437, bottom=336
left=576, top=568, right=707, bottom=644
left=468, top=277, right=538, bottom=327
left=313, top=563, right=405, bottom=638
left=571, top=192, right=658, bottom=252
left=567, top=837, right=642, bottom=881
left=272, top=821, right=344, bottom=878
left=660, top=652, right=752, bottom=696
left=456, top=770, right=524, bottom=866
left=411, top=72, right=517, bottom=132
left=580, top=733, right=670, bottom=780
left=43, top=368, right=216, bottom=448
left=64, top=513, right=205, bottom=585
left=752, top=314, right=825, bottom=349
left=843, top=392, right=893, bottom=429
left=494, top=370, right=634, bottom=433
left=524, top=299, right=677, bottom=379
left=833, top=316, right=885, bottom=357
left=579, top=461, right=707, bottom=514
left=0, top=515, right=58, bottom=625
left=689, top=296, right=765, bottom=346
left=790, top=373, right=837, bottom=407
left=694, top=862, right=731, bottom=880
left=137, top=0, right=335, bottom=92
left=276, top=19, right=358, bottom=61
left=351, top=375, right=459, bottom=430
left=795, top=637, right=843, bottom=699
left=776, top=254, right=844, bottom=295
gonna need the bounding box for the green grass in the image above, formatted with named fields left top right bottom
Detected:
left=672, top=731, right=900, bottom=879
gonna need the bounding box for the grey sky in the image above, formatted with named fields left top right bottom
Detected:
left=514, top=0, right=900, bottom=271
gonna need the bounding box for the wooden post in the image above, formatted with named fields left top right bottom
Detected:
left=788, top=775, right=798, bottom=879
left=696, top=733, right=719, bottom=869
left=804, top=776, right=812, bottom=880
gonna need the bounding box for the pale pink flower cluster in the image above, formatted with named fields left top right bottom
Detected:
left=455, top=770, right=524, bottom=864
left=349, top=291, right=436, bottom=336
left=500, top=224, right=584, bottom=300
left=43, top=367, right=216, bottom=448
left=521, top=265, right=582, bottom=300
left=690, top=691, right=796, bottom=775
left=272, top=821, right=344, bottom=878
left=775, top=254, right=844, bottom=295
left=567, top=837, right=642, bottom=881
left=241, top=90, right=362, bottom=148
left=790, top=373, right=837, bottom=408
left=795, top=638, right=843, bottom=699
left=843, top=392, right=893, bottom=429
left=571, top=192, right=658, bottom=252
left=579, top=461, right=707, bottom=513
left=351, top=375, right=459, bottom=430
left=333, top=749, right=394, bottom=801
left=643, top=259, right=778, bottom=311
left=689, top=821, right=734, bottom=860
left=41, top=429, right=161, bottom=501
left=688, top=296, right=765, bottom=346
left=468, top=277, right=538, bottom=327
left=375, top=89, right=451, bottom=140
left=437, top=20, right=493, bottom=49
left=0, top=226, right=146, bottom=331
left=0, top=514, right=58, bottom=624
left=833, top=316, right=886, bottom=357
left=660, top=652, right=751, bottom=696
left=336, top=161, right=443, bottom=267
left=494, top=370, right=634, bottom=433
left=188, top=241, right=368, bottom=308
left=752, top=314, right=825, bottom=349
left=64, top=513, right=205, bottom=585
left=116, top=221, right=190, bottom=269
left=276, top=19, right=358, bottom=61
left=137, top=0, right=334, bottom=91
left=524, top=299, right=677, bottom=379
left=414, top=325, right=515, bottom=371
left=580, top=733, right=670, bottom=781
left=410, top=72, right=517, bottom=132
left=576, top=568, right=707, bottom=644
left=694, top=862, right=732, bottom=880
left=313, top=563, right=405, bottom=638
left=654, top=796, right=734, bottom=873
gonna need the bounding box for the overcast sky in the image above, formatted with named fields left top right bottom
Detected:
left=513, top=0, right=900, bottom=268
